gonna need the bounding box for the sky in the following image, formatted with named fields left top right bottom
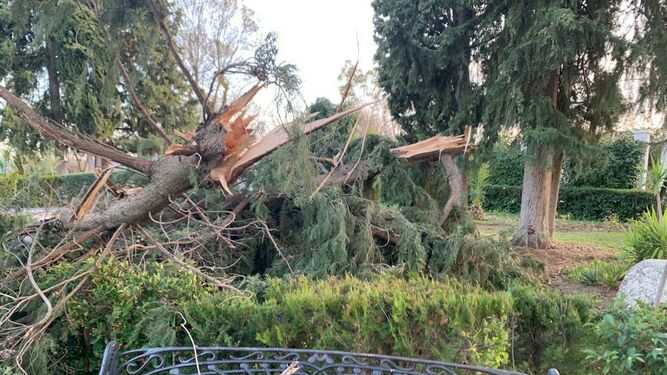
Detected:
left=244, top=0, right=377, bottom=106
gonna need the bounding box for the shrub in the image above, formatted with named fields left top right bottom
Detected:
left=584, top=301, right=667, bottom=374
left=488, top=141, right=524, bottom=186
left=0, top=170, right=148, bottom=208
left=564, top=133, right=643, bottom=189
left=488, top=133, right=644, bottom=190
left=469, top=163, right=491, bottom=220
left=567, top=260, right=630, bottom=287
left=485, top=185, right=655, bottom=221
left=44, top=261, right=595, bottom=374
left=625, top=208, right=667, bottom=262
left=509, top=286, right=593, bottom=374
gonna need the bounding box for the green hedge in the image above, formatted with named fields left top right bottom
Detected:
left=485, top=185, right=655, bottom=221
left=0, top=170, right=148, bottom=208
left=35, top=261, right=593, bottom=375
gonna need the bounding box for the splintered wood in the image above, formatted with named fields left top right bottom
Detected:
left=163, top=81, right=374, bottom=194
left=389, top=132, right=472, bottom=163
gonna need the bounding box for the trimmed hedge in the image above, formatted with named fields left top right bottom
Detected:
left=485, top=185, right=655, bottom=221
left=52, top=262, right=592, bottom=374
left=0, top=170, right=148, bottom=207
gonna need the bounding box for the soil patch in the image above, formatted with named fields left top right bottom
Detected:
left=517, top=243, right=619, bottom=307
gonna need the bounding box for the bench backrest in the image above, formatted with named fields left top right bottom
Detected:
left=99, top=342, right=532, bottom=375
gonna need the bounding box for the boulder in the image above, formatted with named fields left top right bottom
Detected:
left=617, top=259, right=667, bottom=307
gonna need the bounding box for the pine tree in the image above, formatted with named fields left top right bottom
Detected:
left=373, top=0, right=480, bottom=141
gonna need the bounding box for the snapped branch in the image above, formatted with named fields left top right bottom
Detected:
left=146, top=0, right=209, bottom=114
left=0, top=86, right=154, bottom=174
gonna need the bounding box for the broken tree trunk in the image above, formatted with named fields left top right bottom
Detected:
left=0, top=83, right=373, bottom=231
left=437, top=154, right=464, bottom=226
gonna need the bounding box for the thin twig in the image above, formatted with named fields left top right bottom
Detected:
left=136, top=226, right=238, bottom=291
left=177, top=311, right=202, bottom=375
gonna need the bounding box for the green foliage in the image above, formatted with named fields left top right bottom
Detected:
left=564, top=134, right=644, bottom=189
left=645, top=157, right=667, bottom=197
left=509, top=286, right=593, bottom=374
left=243, top=122, right=518, bottom=285
left=485, top=185, right=655, bottom=221
left=0, top=210, right=25, bottom=242
left=0, top=0, right=198, bottom=154
left=584, top=302, right=667, bottom=375
left=372, top=0, right=480, bottom=140
left=630, top=0, right=667, bottom=116
left=625, top=209, right=667, bottom=262
left=490, top=134, right=644, bottom=189
left=51, top=261, right=595, bottom=374
left=488, top=140, right=524, bottom=186
left=469, top=163, right=491, bottom=207
left=567, top=260, right=630, bottom=288
left=0, top=170, right=148, bottom=207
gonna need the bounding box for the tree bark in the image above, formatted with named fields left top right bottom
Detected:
left=438, top=154, right=464, bottom=226
left=71, top=156, right=199, bottom=230
left=0, top=86, right=154, bottom=174
left=512, top=146, right=552, bottom=248
left=547, top=150, right=564, bottom=238
left=45, top=38, right=63, bottom=124
left=514, top=68, right=561, bottom=249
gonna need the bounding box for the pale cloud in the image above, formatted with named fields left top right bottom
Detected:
left=244, top=0, right=377, bottom=106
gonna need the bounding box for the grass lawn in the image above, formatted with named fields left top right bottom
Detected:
left=477, top=211, right=627, bottom=254
left=554, top=231, right=626, bottom=253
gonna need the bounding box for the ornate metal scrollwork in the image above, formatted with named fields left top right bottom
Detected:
left=98, top=342, right=534, bottom=375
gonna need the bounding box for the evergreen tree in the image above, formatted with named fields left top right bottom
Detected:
left=373, top=0, right=480, bottom=141
left=0, top=0, right=197, bottom=163
left=374, top=0, right=632, bottom=248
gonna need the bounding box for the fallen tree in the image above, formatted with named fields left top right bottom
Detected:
left=0, top=4, right=479, bottom=372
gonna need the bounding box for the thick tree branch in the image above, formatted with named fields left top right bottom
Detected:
left=0, top=86, right=154, bottom=174
left=146, top=0, right=209, bottom=113
left=117, top=60, right=173, bottom=145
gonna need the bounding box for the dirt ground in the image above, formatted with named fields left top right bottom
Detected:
left=516, top=244, right=619, bottom=306
left=478, top=214, right=623, bottom=306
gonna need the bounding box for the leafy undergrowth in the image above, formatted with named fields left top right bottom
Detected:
left=17, top=261, right=594, bottom=375
left=566, top=260, right=630, bottom=288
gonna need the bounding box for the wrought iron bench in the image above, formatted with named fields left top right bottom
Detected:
left=98, top=342, right=560, bottom=375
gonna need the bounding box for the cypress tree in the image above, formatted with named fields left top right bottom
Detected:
left=374, top=0, right=635, bottom=248
left=0, top=0, right=197, bottom=158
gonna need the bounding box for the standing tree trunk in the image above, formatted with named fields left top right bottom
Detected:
left=45, top=38, right=63, bottom=124
left=512, top=146, right=553, bottom=248
left=547, top=150, right=564, bottom=238
left=514, top=70, right=560, bottom=249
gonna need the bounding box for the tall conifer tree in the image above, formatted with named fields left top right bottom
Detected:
left=374, top=0, right=634, bottom=248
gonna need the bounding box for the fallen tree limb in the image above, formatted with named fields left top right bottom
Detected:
left=0, top=86, right=154, bottom=174
left=137, top=226, right=238, bottom=291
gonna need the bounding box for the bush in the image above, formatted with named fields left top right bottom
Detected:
left=488, top=141, right=524, bottom=186
left=0, top=170, right=148, bottom=208
left=485, top=185, right=655, bottom=221
left=567, top=260, right=630, bottom=287
left=625, top=209, right=667, bottom=262
left=39, top=261, right=596, bottom=375
left=585, top=302, right=667, bottom=374
left=564, top=133, right=643, bottom=189
left=488, top=133, right=644, bottom=189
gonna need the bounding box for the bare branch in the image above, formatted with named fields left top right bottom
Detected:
left=0, top=86, right=154, bottom=174
left=117, top=60, right=173, bottom=145
left=137, top=225, right=238, bottom=291
left=146, top=0, right=209, bottom=113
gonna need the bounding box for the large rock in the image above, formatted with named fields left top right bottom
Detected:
left=617, top=259, right=667, bottom=307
